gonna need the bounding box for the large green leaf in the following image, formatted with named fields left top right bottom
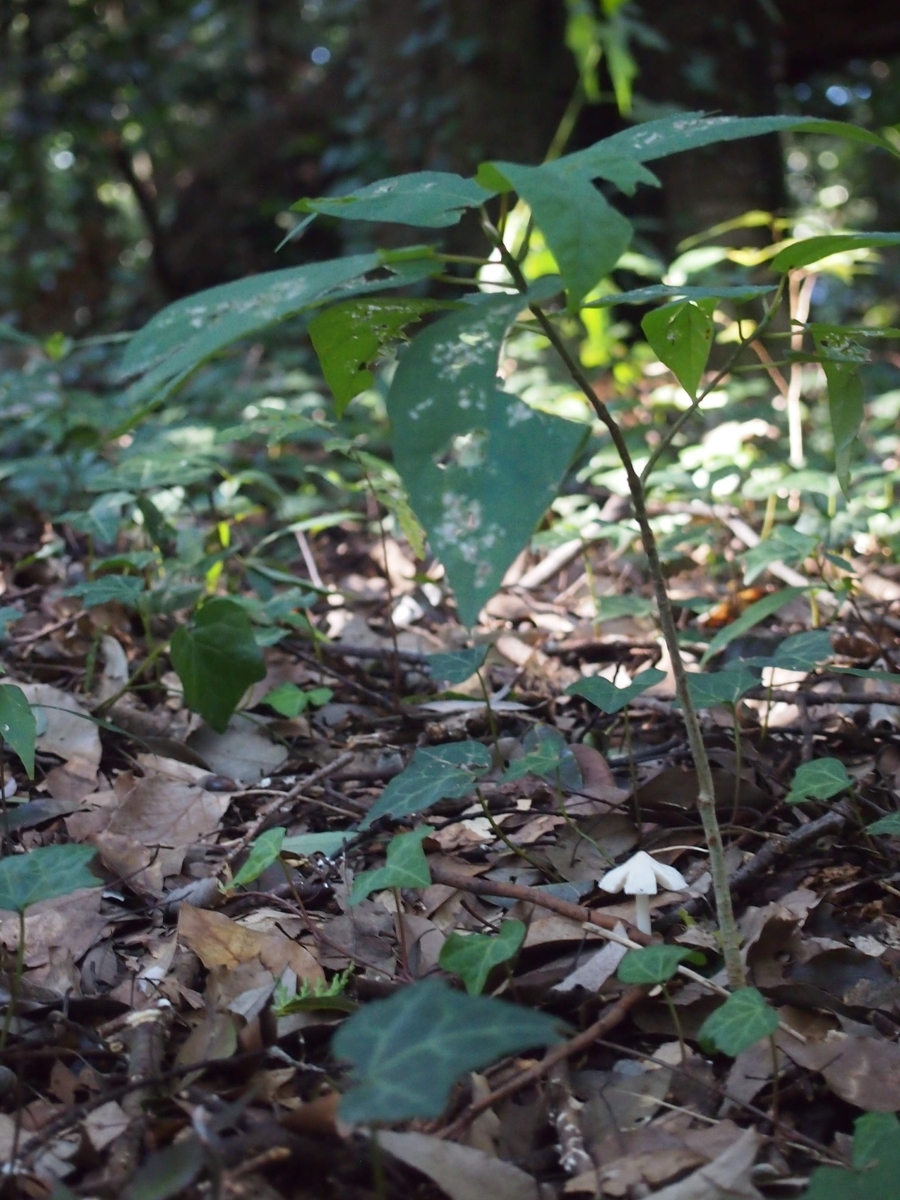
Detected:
left=771, top=232, right=900, bottom=273
left=386, top=286, right=585, bottom=625
left=119, top=255, right=437, bottom=407
left=0, top=683, right=36, bottom=779
left=360, top=742, right=492, bottom=831
left=309, top=298, right=457, bottom=415
left=802, top=1113, right=900, bottom=1200
left=333, top=978, right=565, bottom=1123
left=290, top=171, right=494, bottom=229
left=170, top=598, right=266, bottom=733
left=700, top=587, right=806, bottom=665
left=814, top=331, right=867, bottom=500
left=349, top=828, right=433, bottom=905
left=0, top=844, right=100, bottom=913
left=481, top=161, right=633, bottom=309
left=698, top=987, right=778, bottom=1056
left=684, top=667, right=757, bottom=710
left=585, top=284, right=776, bottom=307
left=566, top=668, right=665, bottom=714
left=642, top=299, right=714, bottom=400
left=785, top=758, right=851, bottom=805
left=439, top=920, right=526, bottom=995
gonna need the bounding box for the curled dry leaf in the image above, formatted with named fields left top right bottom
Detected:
left=177, top=902, right=324, bottom=986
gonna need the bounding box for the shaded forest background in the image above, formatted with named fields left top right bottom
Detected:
left=4, top=0, right=900, bottom=335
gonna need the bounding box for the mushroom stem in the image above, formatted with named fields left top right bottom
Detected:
left=634, top=894, right=651, bottom=935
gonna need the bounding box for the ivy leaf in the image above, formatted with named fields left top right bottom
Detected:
left=290, top=171, right=494, bottom=230
left=67, top=575, right=146, bottom=609
left=360, top=742, right=492, bottom=831
left=566, top=668, right=665, bottom=714
left=803, top=1112, right=900, bottom=1199
left=0, top=844, right=100, bottom=913
left=617, top=945, right=693, bottom=985
left=229, top=827, right=285, bottom=891
left=281, top=831, right=351, bottom=858
left=439, top=920, right=526, bottom=995
left=683, top=667, right=757, bottom=709
left=309, top=298, right=456, bottom=415
left=262, top=683, right=333, bottom=717
left=349, top=828, right=433, bottom=906
left=387, top=285, right=585, bottom=625
left=698, top=987, right=778, bottom=1057
left=427, top=646, right=489, bottom=686
left=786, top=757, right=851, bottom=805
left=502, top=725, right=581, bottom=790
left=768, top=630, right=832, bottom=671
left=867, top=813, right=900, bottom=836
left=771, top=232, right=900, bottom=273
left=170, top=598, right=266, bottom=733
left=700, top=587, right=806, bottom=666
left=740, top=525, right=819, bottom=585
left=642, top=300, right=714, bottom=400
left=333, top=978, right=565, bottom=1123
left=0, top=683, right=36, bottom=779
left=482, top=161, right=633, bottom=310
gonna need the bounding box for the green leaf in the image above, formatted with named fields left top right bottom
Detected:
left=282, top=831, right=352, bottom=858
left=485, top=161, right=633, bottom=309
left=566, top=668, right=665, bottom=714
left=803, top=1112, right=900, bottom=1199
left=349, top=827, right=433, bottom=905
left=683, top=667, right=757, bottom=709
left=126, top=1136, right=207, bottom=1200
left=832, top=667, right=900, bottom=684
left=740, top=525, right=818, bottom=585
left=617, top=945, right=693, bottom=985
left=333, top=978, right=565, bottom=1123
left=170, top=598, right=266, bottom=733
left=867, top=813, right=900, bottom=836
left=0, top=606, right=23, bottom=639
left=0, top=844, right=100, bottom=913
left=814, top=332, right=867, bottom=501
left=698, top=987, right=778, bottom=1057
left=0, top=684, right=36, bottom=778
left=585, top=284, right=776, bottom=307
left=642, top=300, right=714, bottom=399
left=771, top=232, right=900, bottom=273
left=700, top=587, right=806, bottom=666
left=428, top=646, right=489, bottom=686
left=597, top=595, right=655, bottom=621
left=309, top=298, right=456, bottom=415
left=768, top=630, right=832, bottom=671
left=262, top=682, right=333, bottom=717
left=786, top=757, right=851, bottom=805
left=67, top=575, right=146, bottom=609
left=439, top=920, right=526, bottom=995
left=386, top=286, right=585, bottom=626
left=502, top=725, right=582, bottom=790
left=360, top=742, right=492, bottom=831
left=290, top=171, right=493, bottom=229
left=230, top=827, right=285, bottom=890
left=120, top=255, right=437, bottom=409
left=502, top=739, right=564, bottom=783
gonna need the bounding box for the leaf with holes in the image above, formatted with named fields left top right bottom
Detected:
left=170, top=598, right=266, bottom=733
left=428, top=646, right=489, bottom=686
left=566, top=668, right=665, bottom=714
left=683, top=667, right=757, bottom=710
left=786, top=757, right=851, bottom=805
left=0, top=683, right=36, bottom=779
left=439, top=920, right=526, bottom=995
left=229, top=827, right=285, bottom=891
left=0, top=844, right=100, bottom=913
left=803, top=1112, right=900, bottom=1200
left=386, top=285, right=585, bottom=626
left=617, top=945, right=693, bottom=985
left=642, top=300, right=715, bottom=400
left=360, top=742, right=492, bottom=830
left=479, top=161, right=633, bottom=310
left=698, top=987, right=778, bottom=1057
left=334, top=978, right=565, bottom=1123
left=349, top=828, right=433, bottom=906
left=700, top=587, right=806, bottom=666
left=309, top=298, right=456, bottom=415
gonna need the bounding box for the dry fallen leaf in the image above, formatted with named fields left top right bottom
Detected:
left=378, top=1130, right=539, bottom=1200
left=177, top=903, right=324, bottom=985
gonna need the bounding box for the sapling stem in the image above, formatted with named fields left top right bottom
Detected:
left=482, top=216, right=747, bottom=988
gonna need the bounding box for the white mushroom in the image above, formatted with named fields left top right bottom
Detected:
left=598, top=851, right=688, bottom=934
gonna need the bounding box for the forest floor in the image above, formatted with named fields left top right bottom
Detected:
left=3, top=514, right=900, bottom=1200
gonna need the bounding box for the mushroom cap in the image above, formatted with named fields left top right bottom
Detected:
left=599, top=850, right=688, bottom=896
